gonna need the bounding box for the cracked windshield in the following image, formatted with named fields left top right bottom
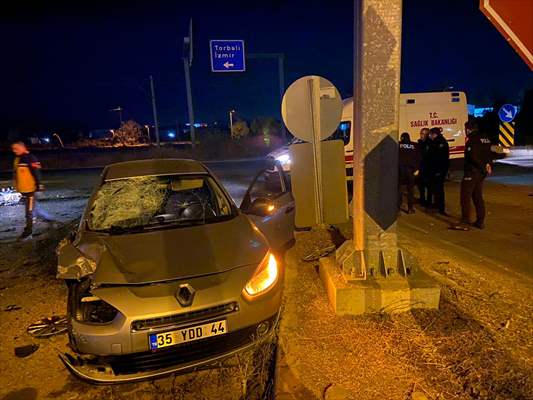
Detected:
left=88, top=175, right=233, bottom=231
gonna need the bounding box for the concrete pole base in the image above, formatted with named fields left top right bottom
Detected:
left=319, top=256, right=441, bottom=316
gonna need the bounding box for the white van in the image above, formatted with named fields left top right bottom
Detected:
left=270, top=91, right=469, bottom=178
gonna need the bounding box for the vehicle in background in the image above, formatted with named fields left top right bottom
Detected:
left=270, top=91, right=469, bottom=179
left=56, top=158, right=294, bottom=383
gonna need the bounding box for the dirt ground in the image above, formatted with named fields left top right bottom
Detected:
left=1, top=167, right=531, bottom=400
left=277, top=179, right=533, bottom=400
left=0, top=202, right=273, bottom=400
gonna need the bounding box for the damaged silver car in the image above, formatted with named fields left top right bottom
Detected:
left=57, top=159, right=294, bottom=383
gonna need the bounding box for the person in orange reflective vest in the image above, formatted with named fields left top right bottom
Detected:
left=12, top=142, right=52, bottom=239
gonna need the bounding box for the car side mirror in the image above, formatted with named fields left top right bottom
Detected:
left=245, top=198, right=276, bottom=217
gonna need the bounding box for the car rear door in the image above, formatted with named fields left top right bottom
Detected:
left=240, top=161, right=295, bottom=250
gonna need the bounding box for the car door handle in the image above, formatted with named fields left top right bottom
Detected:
left=285, top=205, right=295, bottom=214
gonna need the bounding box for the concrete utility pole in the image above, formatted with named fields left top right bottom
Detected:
left=247, top=53, right=287, bottom=142
left=149, top=75, right=161, bottom=147
left=319, top=0, right=440, bottom=315
left=229, top=110, right=235, bottom=137
left=183, top=19, right=196, bottom=148
left=183, top=57, right=196, bottom=148
left=351, top=0, right=404, bottom=277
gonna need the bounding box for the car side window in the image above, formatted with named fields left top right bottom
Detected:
left=249, top=167, right=284, bottom=204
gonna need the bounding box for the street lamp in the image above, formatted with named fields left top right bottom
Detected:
left=109, top=106, right=124, bottom=125
left=52, top=133, right=64, bottom=148
left=229, top=110, right=236, bottom=136
left=145, top=125, right=151, bottom=143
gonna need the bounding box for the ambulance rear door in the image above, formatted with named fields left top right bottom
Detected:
left=399, top=91, right=468, bottom=159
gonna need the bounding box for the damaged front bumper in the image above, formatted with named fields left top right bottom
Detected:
left=59, top=314, right=279, bottom=384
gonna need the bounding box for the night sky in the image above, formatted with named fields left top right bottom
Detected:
left=0, top=0, right=531, bottom=134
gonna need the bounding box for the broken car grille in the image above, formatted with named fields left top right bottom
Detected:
left=112, top=315, right=277, bottom=375
left=131, top=302, right=239, bottom=332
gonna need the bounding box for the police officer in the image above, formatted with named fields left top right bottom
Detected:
left=454, top=121, right=493, bottom=230
left=398, top=132, right=420, bottom=213
left=417, top=128, right=430, bottom=206
left=11, top=141, right=51, bottom=239
left=426, top=127, right=449, bottom=215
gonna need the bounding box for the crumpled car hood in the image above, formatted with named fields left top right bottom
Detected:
left=66, top=214, right=268, bottom=285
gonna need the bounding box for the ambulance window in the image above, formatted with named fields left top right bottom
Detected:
left=406, top=99, right=415, bottom=104
left=451, top=92, right=460, bottom=97
left=330, top=121, right=351, bottom=145
left=451, top=98, right=460, bottom=102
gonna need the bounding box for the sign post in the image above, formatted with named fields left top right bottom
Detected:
left=183, top=19, right=196, bottom=147
left=281, top=75, right=346, bottom=227
left=210, top=40, right=246, bottom=72
left=247, top=53, right=287, bottom=141
left=498, top=104, right=517, bottom=147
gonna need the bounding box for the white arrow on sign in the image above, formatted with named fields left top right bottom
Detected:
left=223, top=62, right=234, bottom=69
left=503, top=107, right=514, bottom=119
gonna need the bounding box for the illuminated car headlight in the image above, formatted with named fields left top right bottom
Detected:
left=70, top=280, right=119, bottom=324
left=275, top=154, right=291, bottom=165
left=243, top=252, right=278, bottom=299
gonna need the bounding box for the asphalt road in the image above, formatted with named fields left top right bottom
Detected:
left=0, top=158, right=267, bottom=208
left=1, top=157, right=531, bottom=277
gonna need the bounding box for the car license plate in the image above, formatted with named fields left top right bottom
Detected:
left=149, top=320, right=228, bottom=350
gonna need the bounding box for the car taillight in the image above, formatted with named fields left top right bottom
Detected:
left=243, top=252, right=278, bottom=299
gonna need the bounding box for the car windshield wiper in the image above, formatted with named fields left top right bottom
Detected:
left=143, top=218, right=206, bottom=229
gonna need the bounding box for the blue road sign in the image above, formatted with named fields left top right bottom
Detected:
left=210, top=40, right=246, bottom=72
left=498, top=104, right=518, bottom=123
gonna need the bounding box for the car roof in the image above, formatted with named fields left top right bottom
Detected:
left=102, top=158, right=208, bottom=181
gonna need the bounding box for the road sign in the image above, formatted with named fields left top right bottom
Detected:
left=281, top=76, right=342, bottom=142
left=499, top=121, right=515, bottom=147
left=498, top=104, right=517, bottom=122
left=480, top=0, right=533, bottom=70
left=281, top=76, right=344, bottom=226
left=209, top=40, right=246, bottom=72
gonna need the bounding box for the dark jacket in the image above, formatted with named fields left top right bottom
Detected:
left=417, top=138, right=430, bottom=173
left=13, top=152, right=42, bottom=194
left=399, top=140, right=420, bottom=170
left=427, top=134, right=449, bottom=177
left=464, top=130, right=492, bottom=177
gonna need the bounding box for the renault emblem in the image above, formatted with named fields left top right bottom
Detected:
left=176, top=284, right=195, bottom=307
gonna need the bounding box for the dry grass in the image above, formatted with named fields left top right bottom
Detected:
left=278, top=227, right=533, bottom=400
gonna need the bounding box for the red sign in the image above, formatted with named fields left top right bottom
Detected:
left=480, top=0, right=533, bottom=70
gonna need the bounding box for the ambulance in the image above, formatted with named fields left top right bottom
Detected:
left=270, top=91, right=469, bottom=178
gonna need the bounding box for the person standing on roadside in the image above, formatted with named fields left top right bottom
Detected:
left=426, top=127, right=449, bottom=216
left=453, top=121, right=493, bottom=230
left=417, top=128, right=430, bottom=206
left=398, top=132, right=420, bottom=214
left=11, top=141, right=51, bottom=240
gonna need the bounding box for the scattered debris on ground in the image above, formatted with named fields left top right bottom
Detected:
left=14, top=344, right=40, bottom=358
left=27, top=315, right=68, bottom=338
left=4, top=304, right=22, bottom=312
left=0, top=187, right=21, bottom=206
